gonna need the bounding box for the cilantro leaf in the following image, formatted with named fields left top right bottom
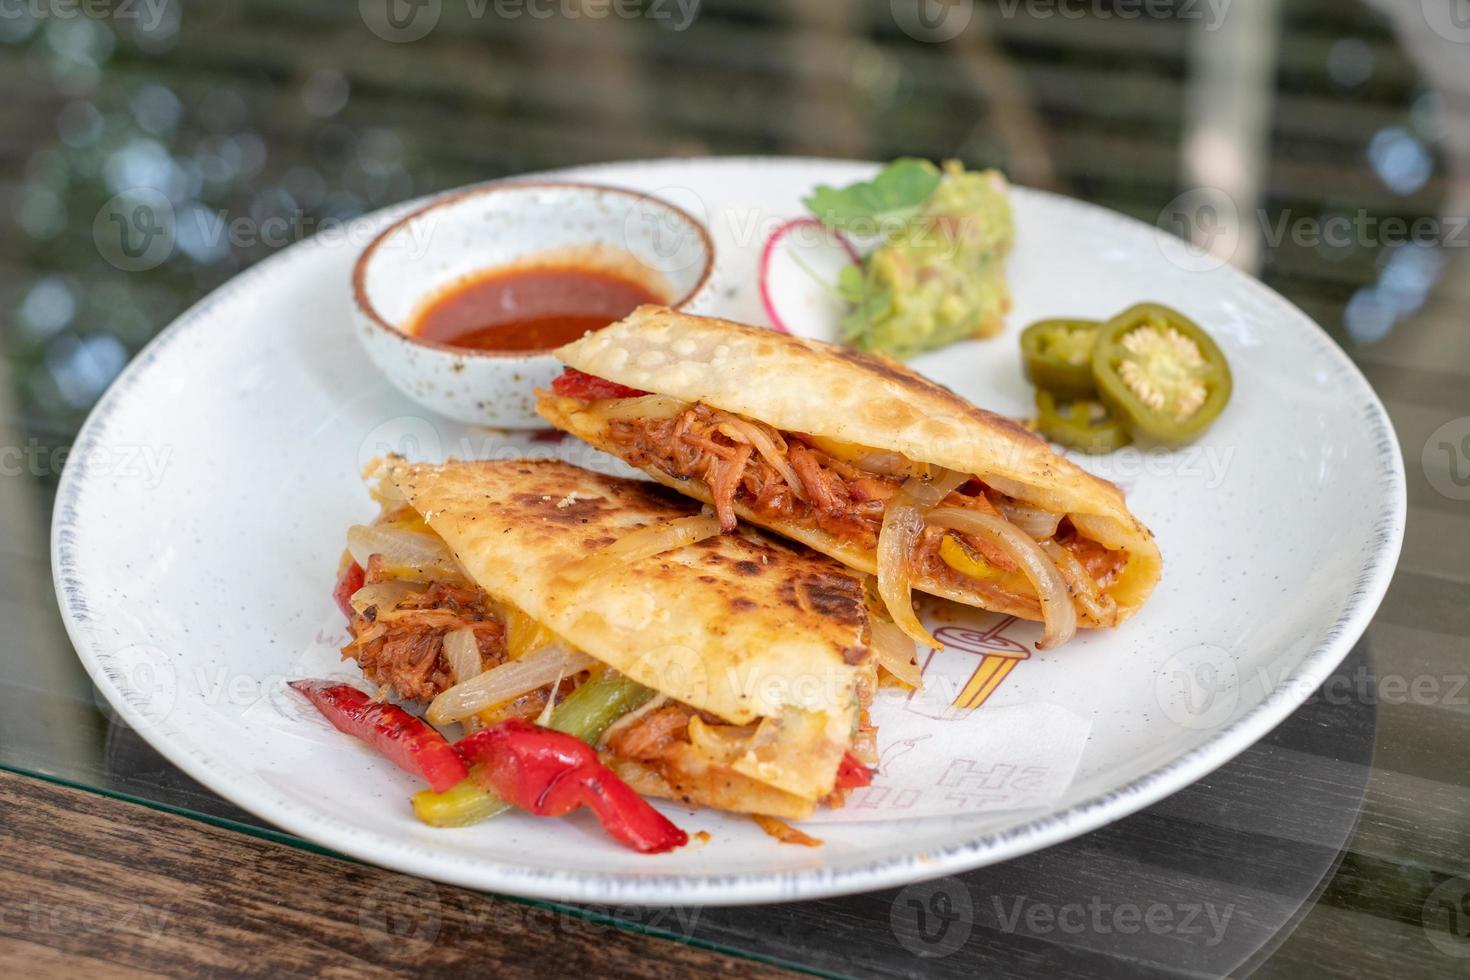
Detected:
left=802, top=158, right=942, bottom=235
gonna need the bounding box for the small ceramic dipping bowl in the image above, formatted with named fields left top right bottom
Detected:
left=352, top=182, right=715, bottom=428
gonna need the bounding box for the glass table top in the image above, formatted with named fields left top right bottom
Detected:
left=3, top=1, right=1469, bottom=976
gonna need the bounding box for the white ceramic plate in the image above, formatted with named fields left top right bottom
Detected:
left=53, top=158, right=1404, bottom=906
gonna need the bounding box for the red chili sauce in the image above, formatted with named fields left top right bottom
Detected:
left=411, top=265, right=664, bottom=352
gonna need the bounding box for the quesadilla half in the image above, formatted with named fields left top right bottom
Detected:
left=537, top=305, right=1162, bottom=650
left=337, top=457, right=880, bottom=820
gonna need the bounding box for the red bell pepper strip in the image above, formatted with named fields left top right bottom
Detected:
left=834, top=751, right=873, bottom=790
left=456, top=719, right=687, bottom=854
left=333, top=560, right=365, bottom=623
left=549, top=368, right=648, bottom=401
left=289, top=680, right=468, bottom=793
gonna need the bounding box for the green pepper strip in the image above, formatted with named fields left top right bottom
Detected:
left=1020, top=318, right=1102, bottom=399
left=411, top=673, right=654, bottom=828
left=548, top=672, right=656, bottom=743
left=1091, top=303, right=1232, bottom=447
left=1035, top=389, right=1131, bottom=455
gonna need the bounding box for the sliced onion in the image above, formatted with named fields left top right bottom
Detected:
left=348, top=580, right=418, bottom=617
left=1042, top=540, right=1116, bottom=624
left=997, top=499, right=1062, bottom=540
left=442, top=626, right=484, bottom=686
left=871, top=617, right=923, bottom=687
left=557, top=515, right=721, bottom=584
left=876, top=469, right=968, bottom=647
left=853, top=451, right=928, bottom=479
left=903, top=468, right=968, bottom=509
left=427, top=641, right=595, bottom=725
left=534, top=665, right=566, bottom=726
left=804, top=435, right=926, bottom=480
left=927, top=507, right=1077, bottom=649
left=346, top=524, right=465, bottom=582
left=985, top=474, right=1035, bottom=501
left=594, top=393, right=690, bottom=421
left=716, top=418, right=806, bottom=500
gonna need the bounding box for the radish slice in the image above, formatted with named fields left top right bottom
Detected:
left=758, top=217, right=861, bottom=336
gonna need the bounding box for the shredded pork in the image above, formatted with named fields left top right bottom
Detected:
left=603, top=657, right=881, bottom=811
left=341, top=569, right=507, bottom=701
left=1055, top=526, right=1127, bottom=589
left=604, top=703, right=697, bottom=767
left=611, top=405, right=914, bottom=545
left=604, top=404, right=1121, bottom=592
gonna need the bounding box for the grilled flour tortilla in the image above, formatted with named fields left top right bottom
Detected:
left=538, top=305, right=1162, bottom=649
left=381, top=457, right=875, bottom=819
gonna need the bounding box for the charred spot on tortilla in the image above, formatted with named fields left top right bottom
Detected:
left=734, top=560, right=763, bottom=576
left=729, top=596, right=758, bottom=612
left=779, top=573, right=865, bottom=628
left=514, top=491, right=622, bottom=525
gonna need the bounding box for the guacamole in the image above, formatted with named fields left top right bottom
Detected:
left=835, top=160, right=1014, bottom=359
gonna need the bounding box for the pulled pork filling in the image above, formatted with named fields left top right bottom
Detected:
left=609, top=404, right=889, bottom=544
left=604, top=673, right=877, bottom=809
left=603, top=403, right=1125, bottom=602
left=604, top=702, right=700, bottom=767
left=341, top=559, right=507, bottom=701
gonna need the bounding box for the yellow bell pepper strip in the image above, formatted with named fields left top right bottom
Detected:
left=411, top=772, right=510, bottom=826
left=938, top=534, right=1006, bottom=581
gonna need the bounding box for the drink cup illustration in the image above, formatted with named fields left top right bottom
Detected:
left=938, top=617, right=1031, bottom=709
left=907, top=615, right=1031, bottom=718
